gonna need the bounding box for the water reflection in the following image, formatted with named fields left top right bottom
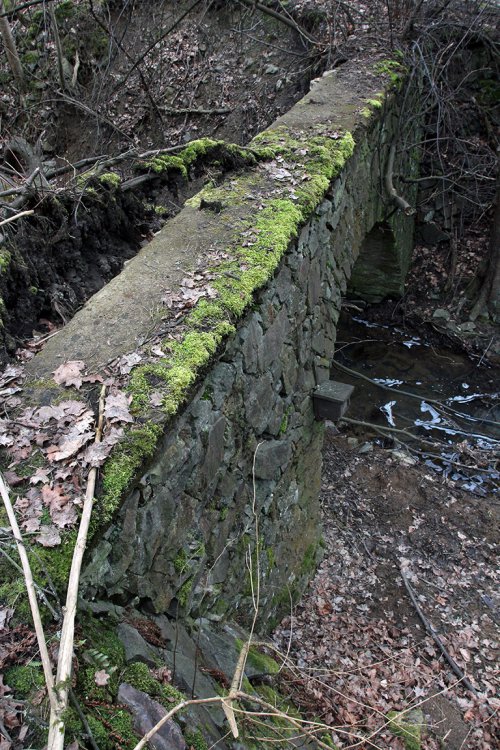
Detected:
left=333, top=313, right=499, bottom=495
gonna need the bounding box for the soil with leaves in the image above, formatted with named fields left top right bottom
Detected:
left=273, top=430, right=499, bottom=749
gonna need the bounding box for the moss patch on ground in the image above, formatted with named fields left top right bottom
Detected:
left=387, top=709, right=424, bottom=750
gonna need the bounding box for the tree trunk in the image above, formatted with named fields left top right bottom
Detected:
left=470, top=153, right=500, bottom=322
left=0, top=1, right=26, bottom=92
left=486, top=158, right=500, bottom=322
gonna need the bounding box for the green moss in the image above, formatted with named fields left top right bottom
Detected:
left=178, top=576, right=193, bottom=607
left=374, top=59, right=406, bottom=87
left=144, top=138, right=256, bottom=180
left=30, top=531, right=76, bottom=595
left=300, top=543, right=319, bottom=576
left=147, top=154, right=188, bottom=179
left=387, top=710, right=423, bottom=750
left=184, top=729, right=208, bottom=750
left=374, top=59, right=403, bottom=76
left=4, top=663, right=45, bottom=697
left=83, top=617, right=126, bottom=667
left=99, top=172, right=121, bottom=188
left=320, top=734, right=339, bottom=748
left=266, top=547, right=275, bottom=571
left=99, top=423, right=162, bottom=524
left=235, top=640, right=280, bottom=675
left=22, top=50, right=39, bottom=66
left=174, top=549, right=188, bottom=574
left=279, top=406, right=292, bottom=435
left=86, top=709, right=137, bottom=750
left=54, top=0, right=74, bottom=22
left=122, top=662, right=186, bottom=706
left=0, top=249, right=11, bottom=274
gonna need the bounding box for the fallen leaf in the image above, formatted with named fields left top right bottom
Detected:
left=94, top=669, right=110, bottom=686
left=104, top=392, right=133, bottom=423
left=37, top=525, right=62, bottom=547
left=53, top=360, right=86, bottom=389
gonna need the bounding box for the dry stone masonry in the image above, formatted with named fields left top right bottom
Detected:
left=25, top=58, right=418, bottom=627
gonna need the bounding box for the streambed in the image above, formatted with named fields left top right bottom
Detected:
left=333, top=312, right=499, bottom=496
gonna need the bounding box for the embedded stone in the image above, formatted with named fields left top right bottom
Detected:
left=254, top=440, right=292, bottom=480
left=118, top=683, right=186, bottom=750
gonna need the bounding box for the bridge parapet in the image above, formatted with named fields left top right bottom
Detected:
left=21, top=57, right=418, bottom=624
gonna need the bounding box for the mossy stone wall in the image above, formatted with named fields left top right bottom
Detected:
left=82, top=84, right=418, bottom=626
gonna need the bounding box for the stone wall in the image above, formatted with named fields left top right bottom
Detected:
left=80, top=67, right=418, bottom=627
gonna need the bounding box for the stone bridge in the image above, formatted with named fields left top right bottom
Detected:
left=26, top=57, right=417, bottom=627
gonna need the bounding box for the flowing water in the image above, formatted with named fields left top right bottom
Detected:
left=333, top=312, right=500, bottom=495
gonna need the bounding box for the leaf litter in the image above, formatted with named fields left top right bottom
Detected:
left=273, top=431, right=499, bottom=748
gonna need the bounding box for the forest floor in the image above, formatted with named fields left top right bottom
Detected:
left=273, top=426, right=499, bottom=749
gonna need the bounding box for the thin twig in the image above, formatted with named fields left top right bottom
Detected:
left=69, top=687, right=100, bottom=750
left=114, top=0, right=204, bottom=91
left=158, top=106, right=231, bottom=115
left=235, top=0, right=318, bottom=46
left=0, top=544, right=59, bottom=619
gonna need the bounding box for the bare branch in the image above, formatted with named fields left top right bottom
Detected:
left=385, top=143, right=415, bottom=215
left=235, top=0, right=318, bottom=46
left=0, top=473, right=56, bottom=711
left=0, top=208, right=34, bottom=226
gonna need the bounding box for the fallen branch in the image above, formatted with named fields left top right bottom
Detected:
left=341, top=415, right=440, bottom=447
left=0, top=474, right=57, bottom=711
left=132, top=690, right=336, bottom=750
left=55, top=94, right=133, bottom=140
left=0, top=208, right=34, bottom=227
left=47, top=384, right=106, bottom=750
left=385, top=143, right=416, bottom=216
left=158, top=106, right=231, bottom=116
left=400, top=570, right=482, bottom=699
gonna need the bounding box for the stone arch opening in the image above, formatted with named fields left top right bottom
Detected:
left=348, top=221, right=404, bottom=302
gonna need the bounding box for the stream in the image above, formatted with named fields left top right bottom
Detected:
left=332, top=312, right=500, bottom=496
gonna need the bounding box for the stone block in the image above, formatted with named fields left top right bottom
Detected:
left=254, top=439, right=292, bottom=480
left=117, top=623, right=159, bottom=666
left=118, top=683, right=186, bottom=750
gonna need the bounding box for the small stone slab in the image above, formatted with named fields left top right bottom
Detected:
left=117, top=622, right=159, bottom=666
left=312, top=380, right=354, bottom=421
left=118, top=683, right=186, bottom=750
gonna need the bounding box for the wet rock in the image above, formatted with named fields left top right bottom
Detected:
left=432, top=308, right=450, bottom=321
left=457, top=321, right=476, bottom=333
left=358, top=441, right=373, bottom=454
left=118, top=683, right=186, bottom=750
